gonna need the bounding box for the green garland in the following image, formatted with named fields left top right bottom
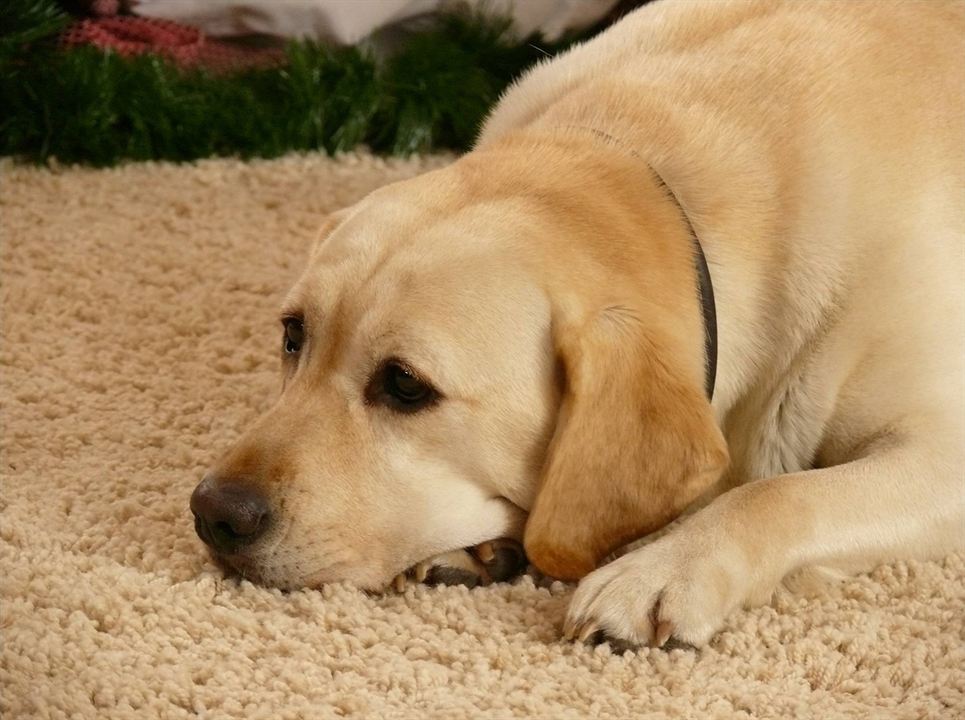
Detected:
left=0, top=0, right=592, bottom=166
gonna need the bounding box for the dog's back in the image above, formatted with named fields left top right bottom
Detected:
left=481, top=0, right=964, bottom=165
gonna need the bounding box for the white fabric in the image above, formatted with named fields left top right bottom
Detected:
left=131, top=0, right=621, bottom=43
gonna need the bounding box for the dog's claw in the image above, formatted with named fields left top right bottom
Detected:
left=470, top=538, right=527, bottom=583
left=563, top=622, right=642, bottom=654
left=577, top=622, right=601, bottom=643
left=475, top=541, right=496, bottom=564
left=563, top=615, right=579, bottom=640
left=653, top=619, right=674, bottom=648
left=413, top=561, right=430, bottom=583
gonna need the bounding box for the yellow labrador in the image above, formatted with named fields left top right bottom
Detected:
left=191, top=0, right=965, bottom=648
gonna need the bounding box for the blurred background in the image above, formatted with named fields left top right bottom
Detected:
left=1, top=0, right=652, bottom=166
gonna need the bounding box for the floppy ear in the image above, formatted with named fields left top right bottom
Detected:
left=523, top=303, right=729, bottom=581
left=309, top=207, right=352, bottom=258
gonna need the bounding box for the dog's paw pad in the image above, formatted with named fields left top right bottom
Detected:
left=421, top=549, right=487, bottom=588
left=396, top=540, right=527, bottom=591
left=425, top=565, right=482, bottom=588
left=472, top=539, right=527, bottom=582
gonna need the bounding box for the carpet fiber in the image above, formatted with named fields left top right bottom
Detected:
left=2, top=153, right=963, bottom=720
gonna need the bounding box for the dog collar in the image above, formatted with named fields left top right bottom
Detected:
left=649, top=168, right=718, bottom=400
left=558, top=126, right=718, bottom=398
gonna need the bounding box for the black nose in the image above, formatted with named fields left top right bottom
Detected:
left=190, top=476, right=270, bottom=554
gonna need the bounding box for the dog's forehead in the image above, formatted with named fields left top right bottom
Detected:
left=290, top=242, right=523, bottom=333
left=288, top=189, right=536, bottom=314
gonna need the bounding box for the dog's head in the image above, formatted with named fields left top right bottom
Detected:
left=191, top=137, right=728, bottom=589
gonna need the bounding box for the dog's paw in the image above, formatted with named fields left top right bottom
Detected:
left=391, top=539, right=527, bottom=591
left=470, top=539, right=529, bottom=582
left=563, top=532, right=755, bottom=650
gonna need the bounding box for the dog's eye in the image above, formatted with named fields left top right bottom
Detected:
left=282, top=317, right=303, bottom=354
left=368, top=361, right=438, bottom=413
left=385, top=364, right=431, bottom=405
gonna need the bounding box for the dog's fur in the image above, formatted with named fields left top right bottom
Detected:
left=200, top=0, right=965, bottom=647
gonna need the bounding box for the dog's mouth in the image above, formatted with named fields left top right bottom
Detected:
left=206, top=538, right=530, bottom=592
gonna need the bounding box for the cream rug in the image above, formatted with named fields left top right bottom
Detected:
left=2, top=152, right=963, bottom=720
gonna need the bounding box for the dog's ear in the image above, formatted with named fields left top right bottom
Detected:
left=309, top=208, right=351, bottom=258
left=523, top=302, right=729, bottom=581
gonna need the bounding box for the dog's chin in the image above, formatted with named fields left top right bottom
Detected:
left=207, top=550, right=312, bottom=591
left=207, top=550, right=269, bottom=586
left=205, top=536, right=530, bottom=593
left=206, top=547, right=394, bottom=592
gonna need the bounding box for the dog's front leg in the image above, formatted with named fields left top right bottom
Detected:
left=564, top=444, right=964, bottom=648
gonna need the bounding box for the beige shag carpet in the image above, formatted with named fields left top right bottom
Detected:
left=2, top=152, right=964, bottom=720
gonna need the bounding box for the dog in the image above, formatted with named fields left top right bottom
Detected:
left=191, top=0, right=965, bottom=648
